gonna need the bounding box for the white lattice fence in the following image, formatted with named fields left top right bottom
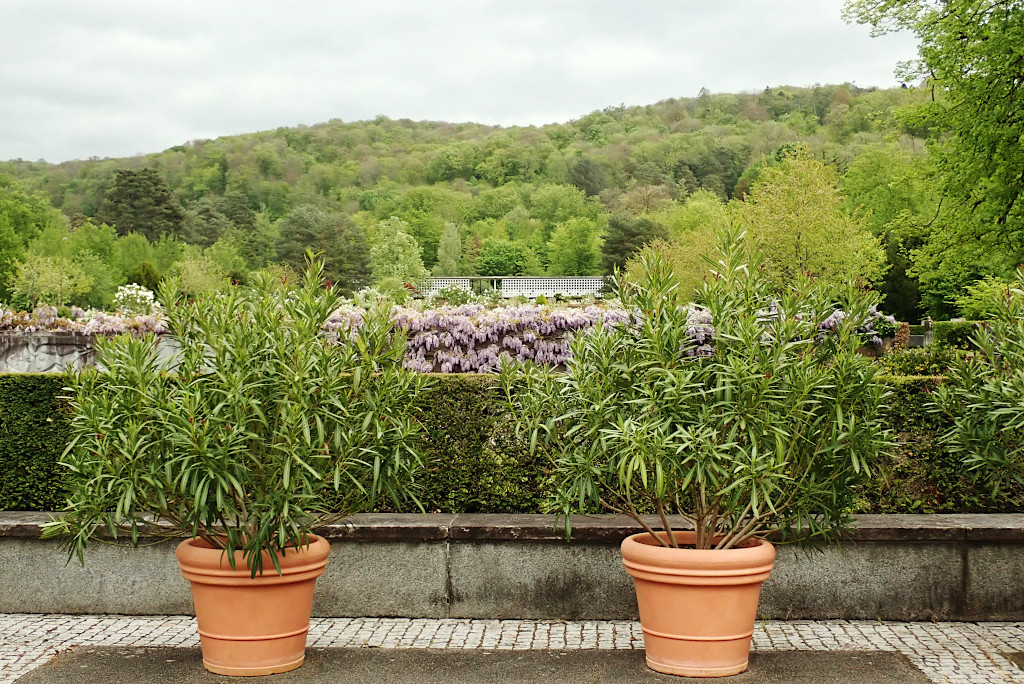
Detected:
left=499, top=277, right=605, bottom=298
left=422, top=278, right=473, bottom=297
left=423, top=277, right=606, bottom=299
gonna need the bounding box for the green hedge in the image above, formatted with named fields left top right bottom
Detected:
left=907, top=321, right=984, bottom=347
left=0, top=375, right=73, bottom=511
left=855, top=375, right=1023, bottom=514
left=0, top=373, right=551, bottom=514
left=932, top=320, right=983, bottom=348
left=1, top=372, right=1020, bottom=514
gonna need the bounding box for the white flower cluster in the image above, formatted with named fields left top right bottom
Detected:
left=112, top=283, right=162, bottom=317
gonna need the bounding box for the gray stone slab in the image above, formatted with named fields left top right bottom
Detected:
left=319, top=514, right=455, bottom=542
left=312, top=541, right=449, bottom=618
left=15, top=647, right=932, bottom=684
left=760, top=542, right=963, bottom=620
left=964, top=543, right=1024, bottom=620
left=0, top=538, right=192, bottom=615
left=448, top=541, right=637, bottom=620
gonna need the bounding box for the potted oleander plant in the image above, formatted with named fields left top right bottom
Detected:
left=44, top=258, right=428, bottom=677
left=501, top=230, right=890, bottom=677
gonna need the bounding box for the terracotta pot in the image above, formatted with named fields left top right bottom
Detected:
left=176, top=535, right=330, bottom=676
left=621, top=531, right=775, bottom=677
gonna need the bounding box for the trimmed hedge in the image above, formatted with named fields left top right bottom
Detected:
left=1, top=372, right=1020, bottom=514
left=0, top=374, right=72, bottom=511
left=932, top=320, right=983, bottom=348
left=856, top=375, right=1023, bottom=514
left=908, top=321, right=984, bottom=347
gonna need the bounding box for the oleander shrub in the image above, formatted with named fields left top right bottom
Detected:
left=934, top=275, right=1024, bottom=502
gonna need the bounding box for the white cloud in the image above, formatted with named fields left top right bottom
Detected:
left=0, top=0, right=918, bottom=162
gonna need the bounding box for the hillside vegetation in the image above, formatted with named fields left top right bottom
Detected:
left=0, top=79, right=1014, bottom=320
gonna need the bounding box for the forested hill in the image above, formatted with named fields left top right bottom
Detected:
left=0, top=84, right=955, bottom=320
left=5, top=84, right=920, bottom=219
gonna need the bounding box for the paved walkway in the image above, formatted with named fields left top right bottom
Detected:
left=2, top=615, right=1023, bottom=683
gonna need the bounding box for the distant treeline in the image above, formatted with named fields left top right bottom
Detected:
left=0, top=83, right=1014, bottom=320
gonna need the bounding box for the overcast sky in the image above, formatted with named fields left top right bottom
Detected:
left=0, top=1, right=918, bottom=164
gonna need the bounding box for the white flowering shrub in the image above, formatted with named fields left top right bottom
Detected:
left=112, top=283, right=161, bottom=316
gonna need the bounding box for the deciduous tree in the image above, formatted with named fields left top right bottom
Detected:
left=547, top=218, right=604, bottom=276
left=369, top=217, right=429, bottom=285
left=845, top=0, right=1024, bottom=270
left=733, top=151, right=886, bottom=289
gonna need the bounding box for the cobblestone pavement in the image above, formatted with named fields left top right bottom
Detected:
left=1, top=615, right=1023, bottom=683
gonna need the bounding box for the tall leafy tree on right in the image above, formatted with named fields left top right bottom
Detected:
left=845, top=0, right=1024, bottom=317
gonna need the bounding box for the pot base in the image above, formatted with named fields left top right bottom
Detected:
left=204, top=655, right=305, bottom=677
left=646, top=656, right=747, bottom=678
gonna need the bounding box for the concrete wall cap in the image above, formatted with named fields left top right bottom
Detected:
left=4, top=512, right=1024, bottom=544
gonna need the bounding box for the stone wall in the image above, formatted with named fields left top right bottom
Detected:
left=0, top=333, right=179, bottom=373
left=0, top=333, right=97, bottom=373
left=2, top=513, right=1023, bottom=621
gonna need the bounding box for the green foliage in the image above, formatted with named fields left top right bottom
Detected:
left=733, top=151, right=887, bottom=288
left=369, top=217, right=429, bottom=285
left=878, top=346, right=961, bottom=377
left=545, top=217, right=604, bottom=276
left=566, top=157, right=609, bottom=197
left=126, top=261, right=161, bottom=291
left=168, top=253, right=228, bottom=297
left=6, top=367, right=1024, bottom=516
left=933, top=274, right=1024, bottom=501
left=276, top=205, right=369, bottom=293
left=403, top=375, right=548, bottom=513
left=0, top=177, right=67, bottom=301
left=625, top=231, right=719, bottom=304
left=847, top=0, right=1024, bottom=257
left=840, top=143, right=933, bottom=321
left=96, top=168, right=185, bottom=240
left=659, top=189, right=727, bottom=238
left=847, top=0, right=1024, bottom=318
left=955, top=276, right=1016, bottom=320
left=854, top=375, right=1019, bottom=514
left=933, top=321, right=982, bottom=349
left=600, top=214, right=669, bottom=274
left=475, top=240, right=543, bottom=277
left=503, top=231, right=890, bottom=549
left=9, top=254, right=93, bottom=308
left=45, top=261, right=430, bottom=574
left=0, top=375, right=71, bottom=511
left=432, top=222, right=462, bottom=277
left=872, top=316, right=898, bottom=338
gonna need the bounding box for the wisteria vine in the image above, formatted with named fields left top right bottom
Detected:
left=2, top=300, right=895, bottom=374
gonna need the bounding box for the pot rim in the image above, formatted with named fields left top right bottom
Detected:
left=176, top=533, right=330, bottom=580
left=621, top=530, right=776, bottom=571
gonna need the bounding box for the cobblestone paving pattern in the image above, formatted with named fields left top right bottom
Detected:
left=1, top=615, right=1023, bottom=683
